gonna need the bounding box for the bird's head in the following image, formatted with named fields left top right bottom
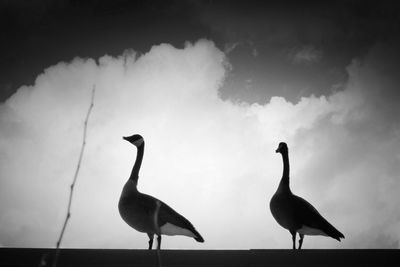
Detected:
left=123, top=134, right=144, bottom=147
left=275, top=142, right=288, bottom=154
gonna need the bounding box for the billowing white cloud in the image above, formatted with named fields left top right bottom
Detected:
left=0, top=39, right=399, bottom=249
left=290, top=43, right=400, bottom=249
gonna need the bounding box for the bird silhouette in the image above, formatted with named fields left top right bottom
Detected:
left=270, top=142, right=344, bottom=249
left=118, top=134, right=204, bottom=249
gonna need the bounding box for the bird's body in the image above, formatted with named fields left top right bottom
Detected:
left=270, top=142, right=344, bottom=249
left=118, top=134, right=204, bottom=249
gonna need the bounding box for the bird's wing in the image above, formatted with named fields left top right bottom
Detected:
left=158, top=201, right=195, bottom=229
left=157, top=201, right=204, bottom=241
left=133, top=193, right=204, bottom=241
left=293, top=195, right=344, bottom=240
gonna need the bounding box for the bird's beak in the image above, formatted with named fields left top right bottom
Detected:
left=123, top=136, right=128, bottom=141
left=275, top=148, right=280, bottom=153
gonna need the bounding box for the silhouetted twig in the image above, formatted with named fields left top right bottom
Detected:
left=154, top=200, right=162, bottom=267
left=52, top=85, right=96, bottom=267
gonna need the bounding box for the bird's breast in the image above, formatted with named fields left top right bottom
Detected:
left=270, top=193, right=298, bottom=230
left=118, top=194, right=157, bottom=234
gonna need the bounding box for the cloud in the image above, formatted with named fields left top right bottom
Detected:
left=288, top=42, right=400, bottom=248
left=288, top=45, right=323, bottom=65
left=224, top=42, right=240, bottom=54
left=0, top=39, right=399, bottom=249
left=252, top=47, right=258, bottom=57
left=223, top=40, right=258, bottom=57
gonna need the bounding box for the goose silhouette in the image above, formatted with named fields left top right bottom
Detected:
left=270, top=142, right=344, bottom=249
left=118, top=134, right=204, bottom=249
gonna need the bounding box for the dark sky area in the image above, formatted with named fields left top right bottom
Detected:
left=1, top=0, right=399, bottom=103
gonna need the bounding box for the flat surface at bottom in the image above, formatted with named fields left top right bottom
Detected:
left=1, top=248, right=398, bottom=267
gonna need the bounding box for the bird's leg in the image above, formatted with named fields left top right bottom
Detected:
left=298, top=234, right=304, bottom=250
left=157, top=235, right=162, bottom=250
left=290, top=230, right=297, bottom=250
left=147, top=233, right=154, bottom=250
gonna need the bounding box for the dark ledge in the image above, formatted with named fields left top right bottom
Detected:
left=0, top=248, right=399, bottom=267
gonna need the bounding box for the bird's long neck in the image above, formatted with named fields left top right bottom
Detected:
left=129, top=142, right=144, bottom=183
left=278, top=151, right=290, bottom=191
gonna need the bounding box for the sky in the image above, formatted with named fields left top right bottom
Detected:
left=1, top=0, right=400, bottom=249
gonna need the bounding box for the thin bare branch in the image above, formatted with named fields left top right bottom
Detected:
left=52, top=85, right=96, bottom=267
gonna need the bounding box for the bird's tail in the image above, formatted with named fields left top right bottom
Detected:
left=192, top=229, right=204, bottom=242
left=326, top=224, right=345, bottom=241
left=330, top=230, right=345, bottom=242
left=315, top=213, right=345, bottom=242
